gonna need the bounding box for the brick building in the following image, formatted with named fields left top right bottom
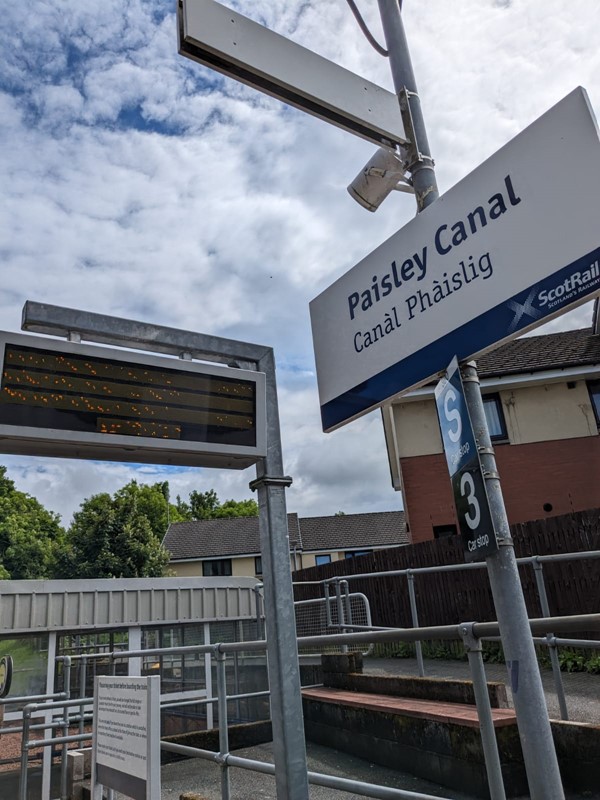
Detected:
left=381, top=324, right=600, bottom=544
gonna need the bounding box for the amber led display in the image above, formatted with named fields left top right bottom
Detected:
left=0, top=344, right=257, bottom=448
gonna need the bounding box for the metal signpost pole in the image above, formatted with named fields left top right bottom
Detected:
left=377, top=3, right=564, bottom=797
left=461, top=363, right=564, bottom=798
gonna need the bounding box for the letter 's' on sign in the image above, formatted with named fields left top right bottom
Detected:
left=0, top=332, right=266, bottom=468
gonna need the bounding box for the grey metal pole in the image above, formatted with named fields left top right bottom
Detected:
left=251, top=348, right=310, bottom=800
left=532, top=560, right=569, bottom=720
left=461, top=362, right=564, bottom=799
left=375, top=3, right=565, bottom=794
left=19, top=706, right=32, bottom=800
left=406, top=573, right=425, bottom=676
left=377, top=0, right=439, bottom=211
left=60, top=656, right=72, bottom=800
left=216, top=651, right=231, bottom=800
left=459, top=623, right=506, bottom=800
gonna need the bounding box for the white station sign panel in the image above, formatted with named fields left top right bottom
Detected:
left=310, top=87, right=600, bottom=432
left=178, top=0, right=406, bottom=147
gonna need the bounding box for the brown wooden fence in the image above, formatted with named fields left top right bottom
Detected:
left=293, top=509, right=600, bottom=637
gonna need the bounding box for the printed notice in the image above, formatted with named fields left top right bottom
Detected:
left=93, top=676, right=160, bottom=800
left=96, top=678, right=149, bottom=779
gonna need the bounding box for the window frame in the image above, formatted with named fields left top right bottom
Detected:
left=482, top=393, right=508, bottom=442
left=202, top=558, right=233, bottom=577
left=315, top=554, right=332, bottom=566
left=433, top=524, right=457, bottom=539
left=344, top=549, right=372, bottom=559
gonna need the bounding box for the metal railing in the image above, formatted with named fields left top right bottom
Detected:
left=309, top=548, right=600, bottom=720
left=13, top=612, right=600, bottom=800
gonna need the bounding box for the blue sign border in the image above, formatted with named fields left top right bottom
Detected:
left=321, top=245, right=600, bottom=431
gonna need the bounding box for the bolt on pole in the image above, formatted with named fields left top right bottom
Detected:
left=377, top=2, right=564, bottom=797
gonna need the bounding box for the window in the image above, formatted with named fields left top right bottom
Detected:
left=589, top=381, right=600, bottom=426
left=202, top=559, right=232, bottom=577
left=483, top=394, right=508, bottom=440
left=344, top=549, right=372, bottom=559
left=315, top=554, right=331, bottom=566
left=254, top=556, right=262, bottom=575
left=433, top=524, right=457, bottom=539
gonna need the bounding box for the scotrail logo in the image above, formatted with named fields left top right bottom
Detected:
left=506, top=288, right=542, bottom=333
left=537, top=260, right=600, bottom=309
left=507, top=259, right=600, bottom=333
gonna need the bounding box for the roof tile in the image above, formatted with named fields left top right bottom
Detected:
left=164, top=510, right=407, bottom=561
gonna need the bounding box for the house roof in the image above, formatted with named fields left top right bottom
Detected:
left=299, top=511, right=407, bottom=552
left=476, top=327, right=600, bottom=378
left=164, top=510, right=407, bottom=561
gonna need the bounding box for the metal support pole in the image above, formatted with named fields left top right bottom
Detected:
left=19, top=706, right=32, bottom=800
left=407, top=572, right=425, bottom=676
left=253, top=583, right=264, bottom=640
left=532, top=560, right=569, bottom=720
left=216, top=651, right=231, bottom=800
left=79, top=657, right=87, bottom=735
left=335, top=580, right=349, bottom=653
left=377, top=0, right=439, bottom=211
left=60, top=656, right=72, bottom=800
left=250, top=347, right=310, bottom=800
left=325, top=582, right=333, bottom=629
left=459, top=623, right=507, bottom=800
left=461, top=362, right=564, bottom=799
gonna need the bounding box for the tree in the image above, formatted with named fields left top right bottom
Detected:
left=0, top=466, right=66, bottom=580
left=189, top=489, right=219, bottom=520
left=60, top=481, right=171, bottom=579
left=180, top=489, right=258, bottom=520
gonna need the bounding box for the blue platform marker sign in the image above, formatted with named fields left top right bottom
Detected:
left=435, top=357, right=498, bottom=561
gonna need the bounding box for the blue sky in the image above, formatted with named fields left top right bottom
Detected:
left=0, top=0, right=599, bottom=525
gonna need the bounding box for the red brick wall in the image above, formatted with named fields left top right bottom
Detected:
left=401, top=435, right=600, bottom=544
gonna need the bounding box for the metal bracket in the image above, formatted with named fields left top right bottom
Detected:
left=458, top=621, right=482, bottom=652
left=398, top=87, right=434, bottom=172
left=482, top=470, right=500, bottom=480
left=249, top=475, right=293, bottom=492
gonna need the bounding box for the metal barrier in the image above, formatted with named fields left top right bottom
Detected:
left=13, top=611, right=600, bottom=800
left=294, top=590, right=373, bottom=655
left=313, top=548, right=600, bottom=720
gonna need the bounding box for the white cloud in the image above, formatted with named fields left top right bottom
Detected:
left=0, top=0, right=599, bottom=526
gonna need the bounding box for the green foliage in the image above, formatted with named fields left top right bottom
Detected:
left=585, top=655, right=600, bottom=674
left=558, top=649, right=587, bottom=673
left=0, top=467, right=257, bottom=582
left=189, top=489, right=219, bottom=519
left=481, top=642, right=505, bottom=664
left=211, top=498, right=259, bottom=518
left=60, top=480, right=171, bottom=579
left=0, top=466, right=66, bottom=579
left=172, top=489, right=258, bottom=521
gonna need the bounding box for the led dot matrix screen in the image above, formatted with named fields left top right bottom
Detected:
left=0, top=333, right=265, bottom=468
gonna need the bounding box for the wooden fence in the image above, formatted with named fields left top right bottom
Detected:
left=293, top=509, right=600, bottom=636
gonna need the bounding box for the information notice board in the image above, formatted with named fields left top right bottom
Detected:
left=92, top=676, right=160, bottom=800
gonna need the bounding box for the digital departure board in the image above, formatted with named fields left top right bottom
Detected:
left=0, top=333, right=266, bottom=468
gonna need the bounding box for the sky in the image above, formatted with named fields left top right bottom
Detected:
left=0, top=0, right=599, bottom=527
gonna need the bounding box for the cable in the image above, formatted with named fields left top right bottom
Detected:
left=344, top=0, right=388, bottom=57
